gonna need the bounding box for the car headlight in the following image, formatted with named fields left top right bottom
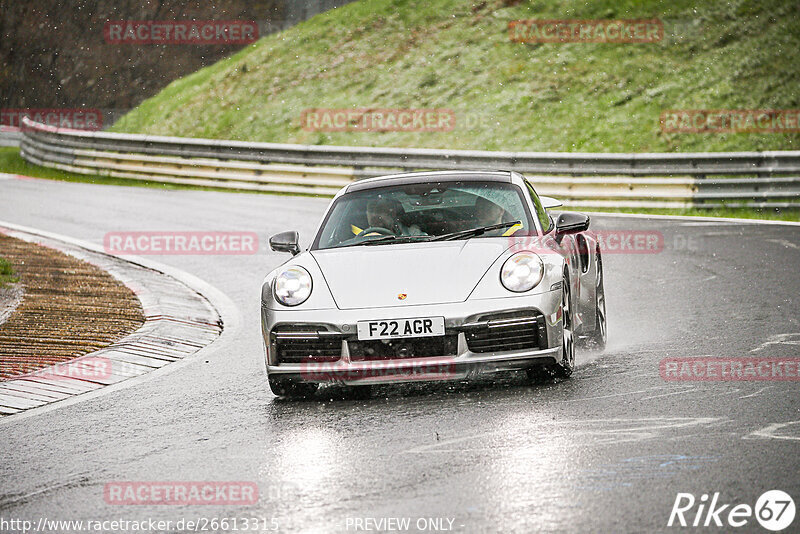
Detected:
left=500, top=252, right=544, bottom=292
left=274, top=266, right=312, bottom=306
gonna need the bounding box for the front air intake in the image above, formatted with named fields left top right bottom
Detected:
left=463, top=311, right=547, bottom=353
left=271, top=326, right=343, bottom=364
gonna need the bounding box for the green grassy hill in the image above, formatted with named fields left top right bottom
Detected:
left=112, top=0, right=800, bottom=152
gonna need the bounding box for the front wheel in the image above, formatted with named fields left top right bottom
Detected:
left=268, top=376, right=318, bottom=399
left=341, top=384, right=372, bottom=400
left=554, top=273, right=575, bottom=378
left=526, top=365, right=555, bottom=384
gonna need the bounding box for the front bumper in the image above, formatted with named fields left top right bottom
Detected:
left=262, top=291, right=563, bottom=386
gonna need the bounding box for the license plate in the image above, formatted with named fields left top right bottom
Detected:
left=357, top=317, right=445, bottom=341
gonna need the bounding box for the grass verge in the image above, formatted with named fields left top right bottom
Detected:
left=0, top=258, right=18, bottom=288
left=112, top=0, right=800, bottom=153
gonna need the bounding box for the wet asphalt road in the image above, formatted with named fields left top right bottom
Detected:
left=0, top=176, right=799, bottom=533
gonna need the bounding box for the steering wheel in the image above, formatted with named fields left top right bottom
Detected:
left=356, top=226, right=395, bottom=237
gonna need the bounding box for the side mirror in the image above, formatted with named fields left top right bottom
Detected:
left=554, top=212, right=590, bottom=241
left=269, top=231, right=300, bottom=255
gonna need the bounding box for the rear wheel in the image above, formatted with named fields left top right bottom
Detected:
left=554, top=273, right=575, bottom=378
left=585, top=248, right=607, bottom=350
left=268, top=376, right=318, bottom=399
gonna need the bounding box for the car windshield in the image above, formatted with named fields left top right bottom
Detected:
left=313, top=180, right=535, bottom=250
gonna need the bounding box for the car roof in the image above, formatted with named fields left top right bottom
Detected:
left=345, top=170, right=515, bottom=193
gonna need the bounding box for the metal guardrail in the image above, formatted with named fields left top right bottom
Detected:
left=19, top=118, right=800, bottom=208
left=0, top=129, right=22, bottom=147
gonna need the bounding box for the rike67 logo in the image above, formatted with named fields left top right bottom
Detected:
left=668, top=490, right=795, bottom=531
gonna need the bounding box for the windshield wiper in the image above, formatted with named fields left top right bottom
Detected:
left=362, top=234, right=433, bottom=246
left=431, top=221, right=521, bottom=242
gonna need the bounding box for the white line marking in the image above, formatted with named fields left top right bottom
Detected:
left=746, top=420, right=800, bottom=441
left=767, top=238, right=800, bottom=250
left=586, top=211, right=800, bottom=227
left=678, top=222, right=739, bottom=226
left=640, top=386, right=698, bottom=400
left=406, top=417, right=721, bottom=454
left=750, top=333, right=800, bottom=353
left=739, top=385, right=774, bottom=399
left=562, top=385, right=671, bottom=402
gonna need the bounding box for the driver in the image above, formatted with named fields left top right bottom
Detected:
left=363, top=198, right=425, bottom=236
left=366, top=198, right=403, bottom=232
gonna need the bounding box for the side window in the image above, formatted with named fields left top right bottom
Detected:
left=524, top=179, right=552, bottom=233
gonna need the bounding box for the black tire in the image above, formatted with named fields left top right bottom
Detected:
left=343, top=385, right=372, bottom=400
left=554, top=273, right=575, bottom=379
left=585, top=247, right=607, bottom=350
left=526, top=365, right=555, bottom=384
left=268, top=376, right=318, bottom=399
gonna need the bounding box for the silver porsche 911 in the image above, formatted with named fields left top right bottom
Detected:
left=261, top=170, right=606, bottom=398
